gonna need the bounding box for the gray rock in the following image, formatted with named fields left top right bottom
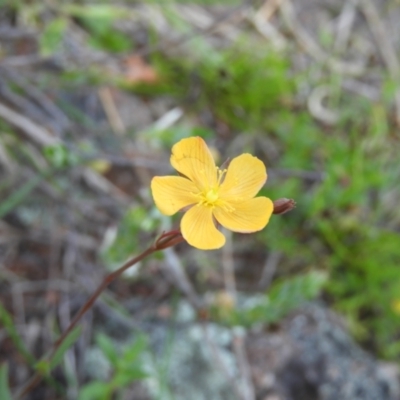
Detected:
left=86, top=301, right=399, bottom=400
left=145, top=322, right=238, bottom=400
left=246, top=303, right=400, bottom=400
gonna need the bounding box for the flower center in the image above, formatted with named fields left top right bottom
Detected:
left=205, top=188, right=219, bottom=204
left=196, top=187, right=220, bottom=208
left=195, top=168, right=229, bottom=208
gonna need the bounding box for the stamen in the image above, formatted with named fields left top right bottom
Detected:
left=217, top=168, right=227, bottom=186
left=191, top=168, right=229, bottom=209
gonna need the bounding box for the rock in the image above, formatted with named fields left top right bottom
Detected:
left=246, top=303, right=400, bottom=400
left=145, top=321, right=238, bottom=400
left=84, top=302, right=399, bottom=400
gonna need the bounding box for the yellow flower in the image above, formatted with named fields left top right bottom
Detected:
left=151, top=137, right=273, bottom=250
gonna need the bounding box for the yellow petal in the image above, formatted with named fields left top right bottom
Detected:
left=219, top=154, right=267, bottom=201
left=181, top=205, right=225, bottom=250
left=170, top=137, right=217, bottom=189
left=151, top=176, right=198, bottom=216
left=214, top=197, right=273, bottom=233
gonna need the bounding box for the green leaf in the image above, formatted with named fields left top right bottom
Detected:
left=49, top=327, right=82, bottom=370
left=228, top=271, right=328, bottom=327
left=269, top=271, right=328, bottom=306
left=87, top=30, right=131, bottom=53
left=0, top=173, right=45, bottom=218
left=78, top=381, right=111, bottom=400
left=40, top=18, right=68, bottom=56
left=111, top=368, right=147, bottom=387
left=64, top=5, right=126, bottom=21
left=96, top=333, right=118, bottom=366
left=0, top=364, right=12, bottom=400
left=261, top=271, right=328, bottom=323
left=0, top=305, right=63, bottom=391
left=0, top=304, right=36, bottom=366
left=63, top=5, right=132, bottom=53
left=43, top=144, right=78, bottom=168
left=120, top=335, right=148, bottom=365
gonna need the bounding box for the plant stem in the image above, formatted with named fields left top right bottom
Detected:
left=16, top=231, right=183, bottom=399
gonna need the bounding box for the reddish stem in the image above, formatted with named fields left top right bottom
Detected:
left=16, top=231, right=184, bottom=399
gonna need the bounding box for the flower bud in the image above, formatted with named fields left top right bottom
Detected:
left=155, top=230, right=184, bottom=250
left=273, top=198, right=296, bottom=215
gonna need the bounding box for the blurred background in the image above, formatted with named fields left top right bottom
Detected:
left=1, top=0, right=400, bottom=399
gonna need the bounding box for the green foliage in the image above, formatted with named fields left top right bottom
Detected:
left=151, top=47, right=293, bottom=130
left=51, top=327, right=82, bottom=370
left=262, top=271, right=327, bottom=321
left=79, top=20, right=131, bottom=53
left=24, top=3, right=132, bottom=58
left=64, top=4, right=127, bottom=20
left=60, top=4, right=131, bottom=53
left=0, top=364, right=12, bottom=400
left=79, top=334, right=148, bottom=400
left=213, top=271, right=327, bottom=326
left=264, top=104, right=400, bottom=356
left=0, top=304, right=36, bottom=367
left=0, top=305, right=62, bottom=391
left=43, top=144, right=79, bottom=169
left=0, top=172, right=45, bottom=219
left=40, top=17, right=68, bottom=56
left=35, top=327, right=81, bottom=378
left=0, top=142, right=84, bottom=218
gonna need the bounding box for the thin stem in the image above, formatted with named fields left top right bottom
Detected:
left=16, top=231, right=184, bottom=399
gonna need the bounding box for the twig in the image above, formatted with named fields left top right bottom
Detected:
left=251, top=0, right=287, bottom=51
left=1, top=67, right=71, bottom=131
left=98, top=87, right=126, bottom=135
left=0, top=102, right=131, bottom=203
left=11, top=280, right=73, bottom=294
left=361, top=0, right=400, bottom=76
left=174, top=4, right=242, bottom=41
left=152, top=107, right=183, bottom=131
left=360, top=0, right=400, bottom=125
left=342, top=78, right=380, bottom=101
left=222, top=229, right=236, bottom=298
left=20, top=167, right=121, bottom=225
left=0, top=27, right=37, bottom=39
left=221, top=230, right=257, bottom=400
left=0, top=78, right=52, bottom=130
left=258, top=251, right=282, bottom=290
left=59, top=234, right=79, bottom=394
left=232, top=329, right=256, bottom=400
left=0, top=101, right=59, bottom=146
left=135, top=1, right=255, bottom=57
left=258, top=0, right=284, bottom=21
left=333, top=0, right=358, bottom=53
left=0, top=139, right=15, bottom=173
left=280, top=0, right=365, bottom=76
left=162, top=248, right=204, bottom=310
left=0, top=54, right=46, bottom=67
left=81, top=168, right=131, bottom=204
left=308, top=85, right=339, bottom=125
left=11, top=285, right=25, bottom=331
